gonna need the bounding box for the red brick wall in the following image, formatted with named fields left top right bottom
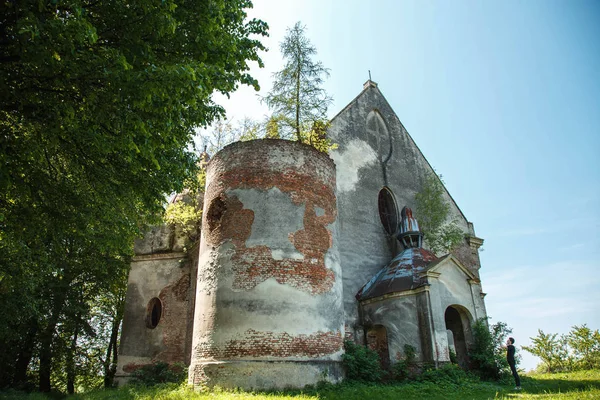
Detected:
left=203, top=140, right=338, bottom=296
left=452, top=241, right=481, bottom=278
left=195, top=329, right=343, bottom=359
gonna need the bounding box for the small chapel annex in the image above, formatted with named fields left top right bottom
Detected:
left=115, top=80, right=487, bottom=389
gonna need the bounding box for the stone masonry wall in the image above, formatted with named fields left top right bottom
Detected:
left=116, top=228, right=198, bottom=382
left=328, top=82, right=485, bottom=342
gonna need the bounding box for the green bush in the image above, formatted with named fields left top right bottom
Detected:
left=128, top=362, right=187, bottom=387
left=393, top=344, right=417, bottom=381
left=449, top=349, right=457, bottom=364
left=468, top=318, right=512, bottom=381
left=524, top=324, right=600, bottom=373
left=341, top=340, right=383, bottom=382
left=417, top=363, right=476, bottom=385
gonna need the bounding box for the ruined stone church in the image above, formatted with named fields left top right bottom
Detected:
left=116, top=81, right=487, bottom=389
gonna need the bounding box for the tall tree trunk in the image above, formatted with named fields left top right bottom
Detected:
left=104, top=292, right=125, bottom=388
left=295, top=69, right=301, bottom=141
left=12, top=321, right=38, bottom=387
left=66, top=322, right=79, bottom=394
left=38, top=324, right=55, bottom=392
left=294, top=45, right=301, bottom=142
left=103, top=320, right=117, bottom=388
left=39, top=284, right=69, bottom=392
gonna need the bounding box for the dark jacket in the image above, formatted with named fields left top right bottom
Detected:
left=507, top=344, right=516, bottom=364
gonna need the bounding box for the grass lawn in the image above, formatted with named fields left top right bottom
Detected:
left=1, top=370, right=599, bottom=400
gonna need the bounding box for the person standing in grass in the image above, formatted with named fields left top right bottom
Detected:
left=506, top=337, right=521, bottom=390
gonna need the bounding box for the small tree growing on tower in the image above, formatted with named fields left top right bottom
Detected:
left=263, top=22, right=333, bottom=145
left=414, top=172, right=464, bottom=255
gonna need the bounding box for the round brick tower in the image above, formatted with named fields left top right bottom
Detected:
left=188, top=139, right=344, bottom=389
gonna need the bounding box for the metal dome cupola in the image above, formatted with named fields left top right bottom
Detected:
left=397, top=206, right=423, bottom=249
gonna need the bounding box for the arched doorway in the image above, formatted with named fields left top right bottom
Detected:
left=366, top=325, right=390, bottom=369
left=444, top=306, right=472, bottom=369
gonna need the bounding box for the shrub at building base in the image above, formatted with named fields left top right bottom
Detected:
left=341, top=340, right=384, bottom=382
left=468, top=318, right=513, bottom=381
left=393, top=344, right=418, bottom=381
left=417, top=364, right=477, bottom=386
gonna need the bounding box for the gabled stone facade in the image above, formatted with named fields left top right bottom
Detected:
left=116, top=81, right=487, bottom=389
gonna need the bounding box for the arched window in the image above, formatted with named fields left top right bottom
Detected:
left=378, top=187, right=398, bottom=235
left=146, top=297, right=163, bottom=329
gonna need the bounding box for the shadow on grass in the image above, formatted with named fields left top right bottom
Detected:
left=250, top=373, right=600, bottom=400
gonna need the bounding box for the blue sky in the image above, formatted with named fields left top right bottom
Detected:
left=208, top=0, right=600, bottom=371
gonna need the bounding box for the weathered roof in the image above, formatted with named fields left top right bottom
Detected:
left=356, top=247, right=437, bottom=301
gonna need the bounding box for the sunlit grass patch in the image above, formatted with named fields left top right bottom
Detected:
left=2, top=369, right=599, bottom=400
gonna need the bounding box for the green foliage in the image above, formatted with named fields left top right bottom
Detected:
left=0, top=0, right=266, bottom=392
left=238, top=118, right=263, bottom=141
left=522, top=330, right=570, bottom=373
left=4, top=369, right=600, bottom=399
left=200, top=116, right=271, bottom=152
left=262, top=22, right=333, bottom=145
left=202, top=120, right=238, bottom=156
left=265, top=115, right=282, bottom=139
left=468, top=318, right=513, bottom=381
left=129, top=362, right=187, bottom=387
left=164, top=169, right=205, bottom=243
left=524, top=325, right=600, bottom=373
left=566, top=325, right=600, bottom=371
left=449, top=349, right=458, bottom=364
left=393, top=344, right=417, bottom=381
left=417, top=363, right=476, bottom=386
left=164, top=201, right=202, bottom=241
left=341, top=340, right=384, bottom=383
left=414, top=173, right=464, bottom=255
left=304, top=120, right=338, bottom=153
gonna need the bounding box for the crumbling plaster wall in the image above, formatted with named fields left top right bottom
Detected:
left=360, top=295, right=423, bottom=363
left=328, top=83, right=480, bottom=341
left=427, top=261, right=485, bottom=363
left=189, top=140, right=344, bottom=389
left=116, top=226, right=198, bottom=381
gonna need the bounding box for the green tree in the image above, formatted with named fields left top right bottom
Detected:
left=566, top=325, right=600, bottom=370
left=264, top=115, right=282, bottom=139
left=523, top=330, right=570, bottom=373
left=202, top=119, right=238, bottom=156
left=414, top=173, right=464, bottom=254
left=263, top=21, right=333, bottom=142
left=306, top=120, right=337, bottom=153
left=237, top=117, right=262, bottom=141
left=468, top=319, right=514, bottom=381
left=0, top=0, right=267, bottom=392
left=164, top=167, right=206, bottom=244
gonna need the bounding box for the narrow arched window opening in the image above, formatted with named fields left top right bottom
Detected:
left=378, top=187, right=398, bottom=235
left=146, top=297, right=163, bottom=329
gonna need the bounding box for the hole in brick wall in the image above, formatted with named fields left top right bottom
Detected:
left=145, top=297, right=162, bottom=329
left=207, top=196, right=226, bottom=231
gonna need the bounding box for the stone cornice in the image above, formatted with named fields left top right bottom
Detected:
left=360, top=285, right=429, bottom=305
left=467, top=236, right=484, bottom=250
